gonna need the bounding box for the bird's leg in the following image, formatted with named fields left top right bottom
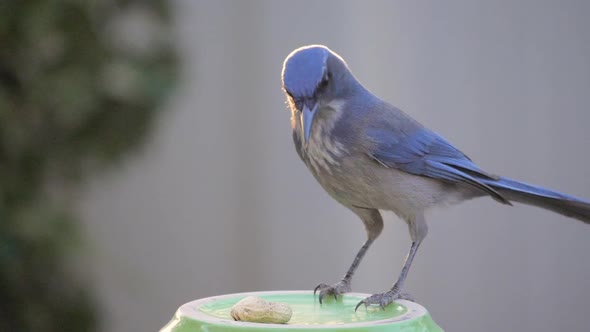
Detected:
left=315, top=208, right=383, bottom=304
left=315, top=238, right=373, bottom=303
left=355, top=240, right=421, bottom=310
left=355, top=215, right=427, bottom=310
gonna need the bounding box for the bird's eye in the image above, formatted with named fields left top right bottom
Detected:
left=318, top=74, right=330, bottom=91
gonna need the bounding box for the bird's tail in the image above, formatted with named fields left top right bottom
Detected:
left=480, top=177, right=590, bottom=224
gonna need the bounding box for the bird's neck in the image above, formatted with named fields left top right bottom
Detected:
left=297, top=101, right=348, bottom=175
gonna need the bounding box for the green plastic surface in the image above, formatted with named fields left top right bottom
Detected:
left=160, top=291, right=443, bottom=331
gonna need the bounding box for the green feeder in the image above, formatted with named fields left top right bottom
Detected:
left=160, top=291, right=443, bottom=331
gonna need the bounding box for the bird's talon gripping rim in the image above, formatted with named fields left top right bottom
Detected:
left=399, top=292, right=415, bottom=302
left=354, top=300, right=367, bottom=312
left=313, top=284, right=321, bottom=296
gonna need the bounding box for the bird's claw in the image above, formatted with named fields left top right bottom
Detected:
left=313, top=280, right=351, bottom=304
left=354, top=290, right=415, bottom=311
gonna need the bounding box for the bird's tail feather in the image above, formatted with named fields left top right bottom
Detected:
left=481, top=177, right=590, bottom=224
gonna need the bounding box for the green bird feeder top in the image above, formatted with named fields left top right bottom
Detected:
left=160, top=291, right=443, bottom=331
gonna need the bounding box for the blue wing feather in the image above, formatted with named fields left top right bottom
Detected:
left=368, top=126, right=510, bottom=204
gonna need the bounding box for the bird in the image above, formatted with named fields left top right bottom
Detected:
left=280, top=44, right=590, bottom=311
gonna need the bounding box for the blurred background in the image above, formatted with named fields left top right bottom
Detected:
left=1, top=1, right=589, bottom=331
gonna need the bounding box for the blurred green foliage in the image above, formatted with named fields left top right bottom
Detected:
left=0, top=0, right=178, bottom=331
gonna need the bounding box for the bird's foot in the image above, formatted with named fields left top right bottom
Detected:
left=354, top=289, right=414, bottom=311
left=313, top=280, right=351, bottom=304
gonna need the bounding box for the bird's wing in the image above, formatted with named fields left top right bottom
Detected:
left=366, top=125, right=510, bottom=204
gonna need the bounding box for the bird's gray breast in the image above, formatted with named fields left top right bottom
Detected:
left=297, top=103, right=348, bottom=176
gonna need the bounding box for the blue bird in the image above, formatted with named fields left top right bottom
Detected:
left=281, top=45, right=590, bottom=310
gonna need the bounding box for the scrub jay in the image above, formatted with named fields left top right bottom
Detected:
left=280, top=45, right=590, bottom=310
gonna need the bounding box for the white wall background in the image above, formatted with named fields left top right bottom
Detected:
left=77, top=1, right=590, bottom=331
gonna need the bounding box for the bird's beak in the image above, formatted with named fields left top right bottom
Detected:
left=300, top=102, right=319, bottom=147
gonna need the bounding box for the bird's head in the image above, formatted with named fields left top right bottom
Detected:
left=281, top=45, right=356, bottom=146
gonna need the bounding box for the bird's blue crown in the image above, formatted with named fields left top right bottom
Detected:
left=282, top=45, right=331, bottom=99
